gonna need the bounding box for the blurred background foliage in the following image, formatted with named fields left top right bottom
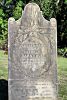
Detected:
left=0, top=0, right=67, bottom=53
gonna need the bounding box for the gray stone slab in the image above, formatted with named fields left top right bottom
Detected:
left=8, top=3, right=58, bottom=100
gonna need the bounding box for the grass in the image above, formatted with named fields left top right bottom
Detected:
left=57, top=56, right=67, bottom=100
left=0, top=50, right=8, bottom=80
left=0, top=50, right=67, bottom=100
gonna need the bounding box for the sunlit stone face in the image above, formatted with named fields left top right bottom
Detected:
left=8, top=3, right=57, bottom=100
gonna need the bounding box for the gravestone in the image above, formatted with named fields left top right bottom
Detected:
left=8, top=3, right=58, bottom=100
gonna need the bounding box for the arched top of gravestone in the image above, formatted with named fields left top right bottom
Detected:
left=20, top=3, right=49, bottom=28
left=8, top=3, right=57, bottom=36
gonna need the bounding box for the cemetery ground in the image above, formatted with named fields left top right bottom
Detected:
left=0, top=50, right=67, bottom=100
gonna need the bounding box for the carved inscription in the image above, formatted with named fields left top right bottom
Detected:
left=12, top=35, right=51, bottom=77
left=11, top=81, right=56, bottom=100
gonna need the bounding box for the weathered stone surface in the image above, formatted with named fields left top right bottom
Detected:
left=8, top=3, right=58, bottom=100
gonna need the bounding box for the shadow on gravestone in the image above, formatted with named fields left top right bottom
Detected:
left=0, top=79, right=8, bottom=100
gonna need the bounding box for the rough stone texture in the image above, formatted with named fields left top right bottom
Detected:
left=8, top=3, right=58, bottom=100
